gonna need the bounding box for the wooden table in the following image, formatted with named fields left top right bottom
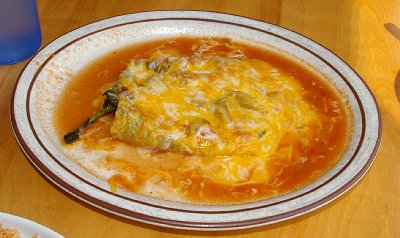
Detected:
left=1, top=0, right=399, bottom=237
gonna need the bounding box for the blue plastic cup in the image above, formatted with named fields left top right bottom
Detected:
left=0, top=0, right=42, bottom=65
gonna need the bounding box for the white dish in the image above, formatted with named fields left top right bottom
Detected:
left=11, top=11, right=381, bottom=230
left=0, top=212, right=63, bottom=238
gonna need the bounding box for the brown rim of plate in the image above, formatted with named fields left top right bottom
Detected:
left=10, top=14, right=382, bottom=229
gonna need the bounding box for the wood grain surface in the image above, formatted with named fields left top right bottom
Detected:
left=0, top=0, right=399, bottom=237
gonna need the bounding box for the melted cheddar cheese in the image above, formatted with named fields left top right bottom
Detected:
left=110, top=39, right=321, bottom=185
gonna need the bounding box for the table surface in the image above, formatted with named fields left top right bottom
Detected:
left=1, top=0, right=399, bottom=237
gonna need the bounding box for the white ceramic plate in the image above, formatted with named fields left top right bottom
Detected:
left=11, top=11, right=381, bottom=230
left=0, top=212, right=63, bottom=238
